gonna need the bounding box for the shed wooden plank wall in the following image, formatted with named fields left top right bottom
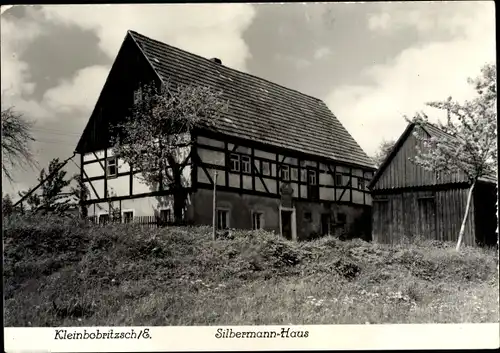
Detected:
left=374, top=126, right=468, bottom=190
left=372, top=188, right=475, bottom=246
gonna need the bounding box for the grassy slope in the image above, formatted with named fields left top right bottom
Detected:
left=3, top=214, right=499, bottom=326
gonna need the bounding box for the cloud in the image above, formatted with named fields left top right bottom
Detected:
left=275, top=53, right=312, bottom=69
left=366, top=2, right=473, bottom=36
left=39, top=4, right=256, bottom=71
left=326, top=2, right=495, bottom=157
left=1, top=4, right=256, bottom=124
left=43, top=65, right=109, bottom=114
left=313, top=46, right=332, bottom=60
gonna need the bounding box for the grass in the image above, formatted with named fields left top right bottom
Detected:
left=3, top=214, right=499, bottom=326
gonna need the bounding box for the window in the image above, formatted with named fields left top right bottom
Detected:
left=291, top=168, right=298, bottom=181
left=217, top=209, right=229, bottom=229
left=304, top=212, right=312, bottom=222
left=107, top=157, right=118, bottom=178
left=252, top=212, right=264, bottom=230
left=307, top=170, right=317, bottom=185
left=335, top=173, right=343, bottom=186
left=337, top=213, right=346, bottom=224
left=359, top=178, right=365, bottom=190
left=122, top=210, right=134, bottom=224
left=160, top=209, right=172, bottom=222
left=98, top=213, right=109, bottom=225
left=241, top=155, right=251, bottom=173
left=230, top=154, right=240, bottom=172
left=261, top=161, right=270, bottom=176
left=280, top=165, right=290, bottom=181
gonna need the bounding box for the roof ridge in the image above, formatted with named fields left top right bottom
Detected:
left=127, top=29, right=324, bottom=104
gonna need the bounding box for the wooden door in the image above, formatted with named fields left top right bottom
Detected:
left=417, top=196, right=436, bottom=240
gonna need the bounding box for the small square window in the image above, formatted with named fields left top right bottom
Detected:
left=252, top=212, right=264, bottom=230
left=230, top=154, right=240, bottom=172
left=241, top=155, right=251, bottom=173
left=291, top=168, right=298, bottom=181
left=122, top=210, right=134, bottom=223
left=107, top=157, right=118, bottom=178
left=217, top=209, right=229, bottom=230
left=280, top=165, right=290, bottom=181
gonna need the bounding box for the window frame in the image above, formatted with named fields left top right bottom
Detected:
left=229, top=154, right=240, bottom=172
left=106, top=157, right=118, bottom=179
left=241, top=155, right=251, bottom=174
left=307, top=169, right=317, bottom=185
left=251, top=211, right=264, bottom=230
left=280, top=165, right=290, bottom=181
left=216, top=208, right=230, bottom=230
left=261, top=160, right=270, bottom=176
left=121, top=209, right=135, bottom=224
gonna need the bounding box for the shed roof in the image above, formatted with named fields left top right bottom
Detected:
left=369, top=122, right=497, bottom=189
left=123, top=30, right=374, bottom=169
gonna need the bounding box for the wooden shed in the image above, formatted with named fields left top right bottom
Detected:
left=369, top=122, right=497, bottom=247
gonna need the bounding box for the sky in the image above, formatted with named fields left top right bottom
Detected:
left=1, top=2, right=496, bottom=198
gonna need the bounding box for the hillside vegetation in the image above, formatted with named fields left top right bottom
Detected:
left=3, top=214, right=498, bottom=326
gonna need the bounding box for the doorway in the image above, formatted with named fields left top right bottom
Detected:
left=279, top=206, right=297, bottom=241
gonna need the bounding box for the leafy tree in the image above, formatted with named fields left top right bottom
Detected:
left=373, top=139, right=396, bottom=167
left=111, top=81, right=228, bottom=223
left=69, top=173, right=90, bottom=218
left=2, top=193, right=14, bottom=216
left=411, top=63, right=497, bottom=251
left=19, top=158, right=74, bottom=214
left=1, top=106, right=37, bottom=183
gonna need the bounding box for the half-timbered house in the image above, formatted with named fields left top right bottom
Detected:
left=369, top=122, right=497, bottom=247
left=76, top=30, right=376, bottom=241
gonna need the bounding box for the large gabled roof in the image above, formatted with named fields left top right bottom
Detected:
left=369, top=122, right=497, bottom=189
left=120, top=30, right=374, bottom=169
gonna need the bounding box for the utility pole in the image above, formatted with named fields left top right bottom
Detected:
left=212, top=170, right=218, bottom=241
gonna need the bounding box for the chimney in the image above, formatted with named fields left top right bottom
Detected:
left=210, top=58, right=222, bottom=64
